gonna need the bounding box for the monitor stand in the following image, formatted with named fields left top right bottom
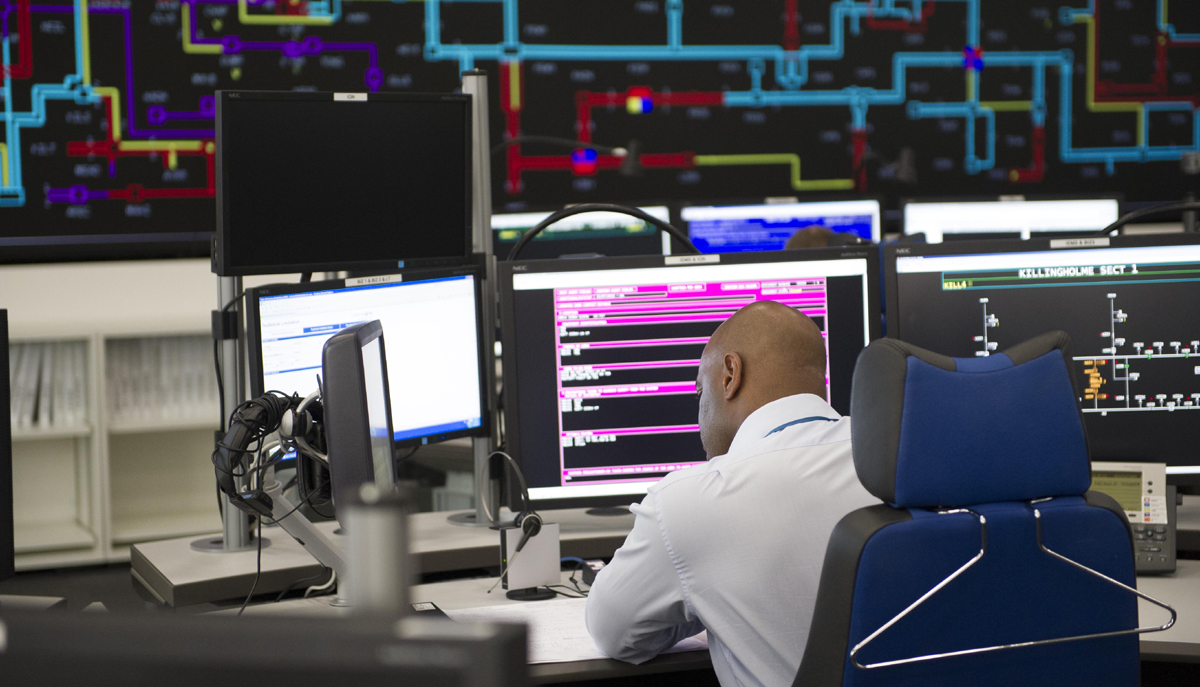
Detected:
left=506, top=587, right=556, bottom=602
left=586, top=506, right=631, bottom=517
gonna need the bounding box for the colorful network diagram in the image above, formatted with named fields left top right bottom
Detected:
left=1, top=1, right=1197, bottom=244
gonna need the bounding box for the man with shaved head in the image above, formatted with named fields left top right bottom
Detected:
left=586, top=300, right=878, bottom=687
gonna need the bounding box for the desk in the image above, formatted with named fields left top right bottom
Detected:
left=1138, top=559, right=1200, bottom=662
left=230, top=570, right=712, bottom=685
left=1176, top=495, right=1200, bottom=553
left=227, top=560, right=1200, bottom=682
left=132, top=508, right=635, bottom=607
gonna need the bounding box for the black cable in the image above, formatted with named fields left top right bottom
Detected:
left=274, top=566, right=330, bottom=603
left=237, top=517, right=263, bottom=616
left=213, top=289, right=246, bottom=433
left=280, top=474, right=298, bottom=495
left=264, top=475, right=330, bottom=524
left=1096, top=200, right=1200, bottom=235
left=491, top=135, right=621, bottom=157
left=396, top=445, right=420, bottom=464
left=505, top=203, right=699, bottom=261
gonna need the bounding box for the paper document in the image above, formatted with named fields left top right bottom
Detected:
left=445, top=597, right=708, bottom=664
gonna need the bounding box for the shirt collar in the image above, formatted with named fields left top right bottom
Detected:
left=723, top=393, right=840, bottom=457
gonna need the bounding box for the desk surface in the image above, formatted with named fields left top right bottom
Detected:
left=230, top=570, right=712, bottom=684
left=1138, top=559, right=1200, bottom=661
left=229, top=560, right=1200, bottom=682
left=132, top=508, right=635, bottom=607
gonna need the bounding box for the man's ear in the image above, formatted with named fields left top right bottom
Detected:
left=722, top=352, right=743, bottom=401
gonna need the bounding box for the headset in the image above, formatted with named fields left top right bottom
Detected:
left=482, top=451, right=545, bottom=595
left=479, top=450, right=542, bottom=552
left=213, top=390, right=329, bottom=519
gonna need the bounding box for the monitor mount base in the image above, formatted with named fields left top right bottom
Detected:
left=506, top=587, right=556, bottom=602
left=447, top=511, right=492, bottom=527
left=585, top=506, right=631, bottom=517
left=189, top=535, right=270, bottom=553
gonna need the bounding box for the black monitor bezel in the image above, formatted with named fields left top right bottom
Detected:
left=499, top=247, right=882, bottom=510
left=246, top=261, right=491, bottom=448
left=0, top=235, right=211, bottom=266
left=321, top=320, right=396, bottom=512
left=898, top=194, right=1123, bottom=237
left=213, top=90, right=474, bottom=276
left=1, top=309, right=13, bottom=583
left=883, top=232, right=1200, bottom=481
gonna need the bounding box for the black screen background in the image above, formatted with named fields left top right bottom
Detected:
left=221, top=98, right=469, bottom=271
left=895, top=268, right=1200, bottom=467
left=510, top=272, right=868, bottom=490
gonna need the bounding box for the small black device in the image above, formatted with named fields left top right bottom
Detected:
left=0, top=610, right=528, bottom=686
left=214, top=90, right=473, bottom=275
left=499, top=247, right=880, bottom=510
left=885, top=233, right=1200, bottom=485
left=1131, top=486, right=1177, bottom=575
left=1089, top=461, right=1177, bottom=575
left=410, top=601, right=451, bottom=619
left=322, top=321, right=398, bottom=513
left=1, top=310, right=14, bottom=583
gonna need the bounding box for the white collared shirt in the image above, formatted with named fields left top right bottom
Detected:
left=585, top=393, right=879, bottom=687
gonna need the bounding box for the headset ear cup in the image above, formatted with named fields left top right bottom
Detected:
left=522, top=512, right=542, bottom=539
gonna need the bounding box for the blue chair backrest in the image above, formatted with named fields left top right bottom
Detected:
left=794, top=332, right=1138, bottom=687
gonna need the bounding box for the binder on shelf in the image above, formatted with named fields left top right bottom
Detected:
left=14, top=343, right=42, bottom=428
left=106, top=335, right=219, bottom=426
left=37, top=343, right=54, bottom=428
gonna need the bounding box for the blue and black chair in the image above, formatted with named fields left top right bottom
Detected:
left=794, top=332, right=1174, bottom=687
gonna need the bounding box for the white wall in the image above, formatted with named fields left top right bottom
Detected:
left=0, top=259, right=294, bottom=338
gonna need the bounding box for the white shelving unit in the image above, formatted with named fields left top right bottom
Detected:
left=8, top=335, right=104, bottom=570
left=3, top=259, right=289, bottom=570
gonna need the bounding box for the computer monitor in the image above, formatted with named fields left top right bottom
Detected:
left=322, top=321, right=396, bottom=508
left=492, top=206, right=671, bottom=260
left=902, top=198, right=1120, bottom=243
left=0, top=611, right=527, bottom=686
left=1, top=310, right=13, bottom=583
left=885, top=234, right=1200, bottom=481
left=677, top=200, right=882, bottom=253
left=247, top=265, right=488, bottom=447
left=500, top=248, right=881, bottom=509
left=214, top=91, right=472, bottom=275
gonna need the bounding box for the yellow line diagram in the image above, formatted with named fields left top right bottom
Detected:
left=1074, top=13, right=1144, bottom=146
left=693, top=154, right=854, bottom=191
left=91, top=86, right=122, bottom=142
left=508, top=61, right=522, bottom=111
left=0, top=144, right=9, bottom=186
left=182, top=6, right=223, bottom=54
left=79, top=0, right=91, bottom=84
left=978, top=101, right=1033, bottom=111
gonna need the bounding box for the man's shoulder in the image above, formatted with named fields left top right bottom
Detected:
left=649, top=416, right=854, bottom=497
left=648, top=458, right=723, bottom=495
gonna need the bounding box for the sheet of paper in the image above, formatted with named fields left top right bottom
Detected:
left=445, top=597, right=708, bottom=664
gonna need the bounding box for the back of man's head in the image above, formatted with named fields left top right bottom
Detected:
left=696, top=301, right=827, bottom=458
left=784, top=226, right=834, bottom=250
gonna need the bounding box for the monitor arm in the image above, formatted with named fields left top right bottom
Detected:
left=262, top=480, right=348, bottom=583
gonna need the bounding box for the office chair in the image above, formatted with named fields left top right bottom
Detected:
left=794, top=331, right=1174, bottom=687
